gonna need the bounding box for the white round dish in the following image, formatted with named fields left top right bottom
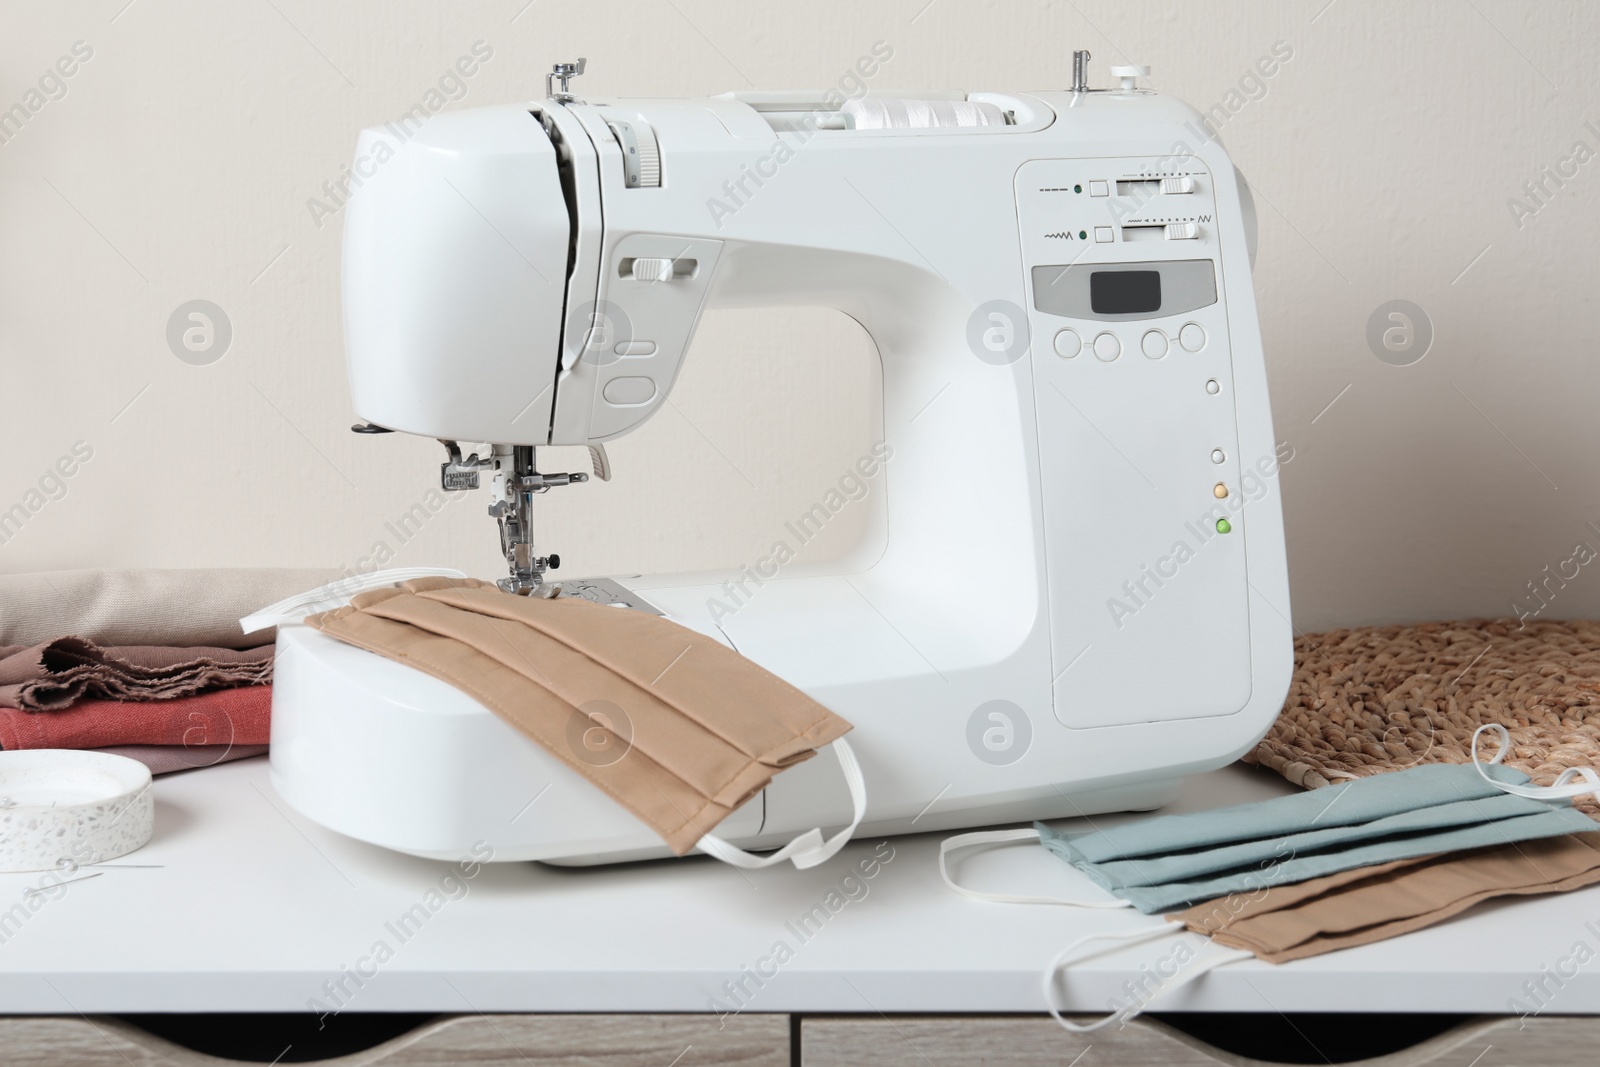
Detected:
left=0, top=750, right=154, bottom=873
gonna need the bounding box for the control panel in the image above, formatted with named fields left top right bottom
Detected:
left=1016, top=156, right=1253, bottom=730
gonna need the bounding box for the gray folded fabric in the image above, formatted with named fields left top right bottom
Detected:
left=0, top=568, right=342, bottom=650
left=93, top=744, right=269, bottom=775
left=0, top=637, right=275, bottom=710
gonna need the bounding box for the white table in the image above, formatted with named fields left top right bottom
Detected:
left=1, top=755, right=1595, bottom=1016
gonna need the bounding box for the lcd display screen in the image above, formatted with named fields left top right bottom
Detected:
left=1090, top=270, right=1162, bottom=315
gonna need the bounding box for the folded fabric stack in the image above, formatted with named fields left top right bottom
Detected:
left=0, top=567, right=341, bottom=775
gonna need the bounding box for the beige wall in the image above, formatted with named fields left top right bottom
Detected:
left=1, top=1, right=1595, bottom=632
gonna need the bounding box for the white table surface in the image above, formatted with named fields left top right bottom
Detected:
left=1, top=755, right=1596, bottom=1015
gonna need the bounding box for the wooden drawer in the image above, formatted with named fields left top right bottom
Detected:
left=0, top=1013, right=789, bottom=1067
left=801, top=1015, right=1600, bottom=1067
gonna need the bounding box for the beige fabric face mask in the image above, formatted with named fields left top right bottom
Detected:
left=1174, top=831, right=1600, bottom=963
left=304, top=578, right=857, bottom=863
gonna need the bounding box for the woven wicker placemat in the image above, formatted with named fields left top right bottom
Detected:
left=1244, top=618, right=1600, bottom=817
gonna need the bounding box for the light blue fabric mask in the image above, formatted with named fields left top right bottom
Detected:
left=1034, top=762, right=1595, bottom=913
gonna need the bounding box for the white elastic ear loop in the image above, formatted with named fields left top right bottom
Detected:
left=240, top=567, right=468, bottom=635
left=1472, top=724, right=1600, bottom=802
left=940, top=829, right=1132, bottom=907
left=1043, top=923, right=1252, bottom=1033
left=939, top=831, right=1243, bottom=1029
left=696, top=738, right=866, bottom=870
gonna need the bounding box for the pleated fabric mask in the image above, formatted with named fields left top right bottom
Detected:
left=1173, top=830, right=1600, bottom=963
left=304, top=577, right=864, bottom=868
left=942, top=759, right=1600, bottom=1033
left=1034, top=762, right=1595, bottom=913
left=1012, top=831, right=1600, bottom=1034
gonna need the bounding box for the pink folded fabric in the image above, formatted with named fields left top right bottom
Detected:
left=0, top=685, right=272, bottom=750
left=93, top=744, right=269, bottom=775
left=0, top=637, right=273, bottom=710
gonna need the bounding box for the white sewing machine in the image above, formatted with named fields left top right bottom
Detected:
left=270, top=55, right=1293, bottom=864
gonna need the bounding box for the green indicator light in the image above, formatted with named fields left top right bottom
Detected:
left=1078, top=230, right=1087, bottom=240
left=1215, top=518, right=1232, bottom=534
left=1074, top=184, right=1082, bottom=193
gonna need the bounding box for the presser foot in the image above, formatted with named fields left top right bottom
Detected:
left=496, top=572, right=562, bottom=598
left=496, top=578, right=561, bottom=597
left=492, top=518, right=566, bottom=596
left=435, top=441, right=591, bottom=599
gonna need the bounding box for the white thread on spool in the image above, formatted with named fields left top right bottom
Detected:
left=841, top=97, right=1007, bottom=130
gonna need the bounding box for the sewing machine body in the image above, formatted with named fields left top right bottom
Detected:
left=270, top=75, right=1293, bottom=864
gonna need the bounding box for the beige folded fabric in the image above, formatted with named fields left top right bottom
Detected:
left=305, top=577, right=851, bottom=854
left=1174, top=832, right=1600, bottom=963
left=0, top=568, right=344, bottom=650
left=0, top=637, right=275, bottom=710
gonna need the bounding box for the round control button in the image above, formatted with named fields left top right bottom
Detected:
left=1211, top=448, right=1226, bottom=464
left=1053, top=328, right=1081, bottom=359
left=1093, top=331, right=1121, bottom=362
left=1141, top=329, right=1169, bottom=359
left=1180, top=323, right=1207, bottom=352
left=1205, top=379, right=1220, bottom=394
